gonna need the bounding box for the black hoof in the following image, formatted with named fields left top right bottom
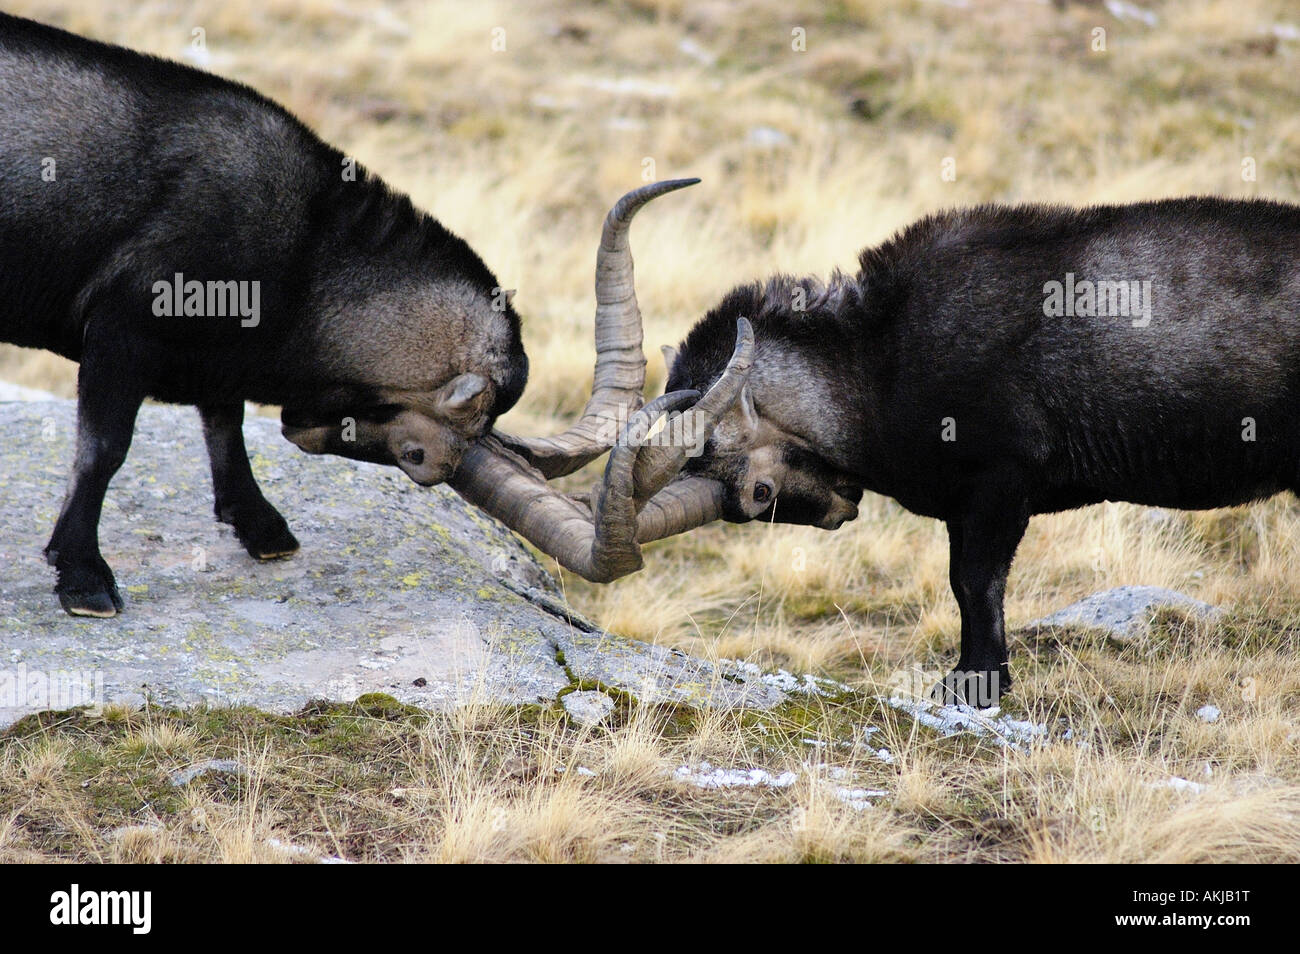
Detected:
left=245, top=523, right=299, bottom=561
left=58, top=586, right=122, bottom=618
left=217, top=501, right=299, bottom=560
left=930, top=666, right=1010, bottom=708
left=54, top=558, right=125, bottom=618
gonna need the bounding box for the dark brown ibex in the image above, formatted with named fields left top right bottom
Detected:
left=663, top=198, right=1300, bottom=705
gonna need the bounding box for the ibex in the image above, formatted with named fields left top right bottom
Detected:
left=660, top=197, right=1300, bottom=705
left=0, top=12, right=748, bottom=616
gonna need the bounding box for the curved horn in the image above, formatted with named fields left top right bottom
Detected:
left=449, top=320, right=755, bottom=582
left=494, top=178, right=701, bottom=478
left=631, top=317, right=753, bottom=500
left=451, top=391, right=699, bottom=582
left=633, top=475, right=728, bottom=544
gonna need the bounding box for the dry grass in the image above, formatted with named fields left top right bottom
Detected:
left=3, top=0, right=1300, bottom=862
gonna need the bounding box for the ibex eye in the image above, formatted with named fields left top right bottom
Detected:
left=753, top=481, right=773, bottom=504
left=402, top=448, right=425, bottom=466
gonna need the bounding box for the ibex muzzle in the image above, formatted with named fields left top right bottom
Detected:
left=281, top=373, right=494, bottom=486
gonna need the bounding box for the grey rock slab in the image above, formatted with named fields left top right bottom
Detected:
left=0, top=401, right=796, bottom=727
left=1027, top=585, right=1221, bottom=642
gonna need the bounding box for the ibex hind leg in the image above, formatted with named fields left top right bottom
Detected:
left=200, top=403, right=298, bottom=560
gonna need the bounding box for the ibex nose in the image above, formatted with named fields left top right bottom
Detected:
left=818, top=496, right=859, bottom=531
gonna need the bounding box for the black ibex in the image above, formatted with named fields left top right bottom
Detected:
left=0, top=12, right=747, bottom=616
left=662, top=198, right=1300, bottom=705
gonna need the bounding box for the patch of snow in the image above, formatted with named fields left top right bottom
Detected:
left=858, top=727, right=894, bottom=762
left=1157, top=777, right=1206, bottom=795
left=674, top=761, right=797, bottom=790
left=722, top=660, right=850, bottom=697
left=746, top=126, right=791, bottom=148
left=1196, top=705, right=1221, bottom=724
left=678, top=37, right=716, bottom=66
left=266, top=838, right=352, bottom=864
left=554, top=764, right=598, bottom=777
left=881, top=695, right=1049, bottom=750
left=833, top=786, right=889, bottom=811
left=674, top=761, right=891, bottom=809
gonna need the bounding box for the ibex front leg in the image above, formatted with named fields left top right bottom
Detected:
left=200, top=402, right=298, bottom=560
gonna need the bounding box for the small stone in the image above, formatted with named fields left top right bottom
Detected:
left=501, top=756, right=539, bottom=781
left=1029, top=586, right=1221, bottom=642
left=561, top=690, right=616, bottom=725
left=412, top=677, right=427, bottom=687
left=1196, top=704, right=1221, bottom=723
left=169, top=758, right=248, bottom=788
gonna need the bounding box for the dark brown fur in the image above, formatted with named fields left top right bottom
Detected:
left=670, top=196, right=1300, bottom=704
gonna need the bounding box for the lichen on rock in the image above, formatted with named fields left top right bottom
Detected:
left=0, top=400, right=794, bottom=726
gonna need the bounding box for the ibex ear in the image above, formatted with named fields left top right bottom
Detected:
left=661, top=344, right=679, bottom=374
left=739, top=382, right=761, bottom=435
left=433, top=372, right=492, bottom=426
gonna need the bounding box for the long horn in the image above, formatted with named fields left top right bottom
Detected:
left=451, top=392, right=699, bottom=582
left=494, top=178, right=700, bottom=478
left=450, top=319, right=754, bottom=582
left=631, top=317, right=753, bottom=500
left=633, top=475, right=728, bottom=544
